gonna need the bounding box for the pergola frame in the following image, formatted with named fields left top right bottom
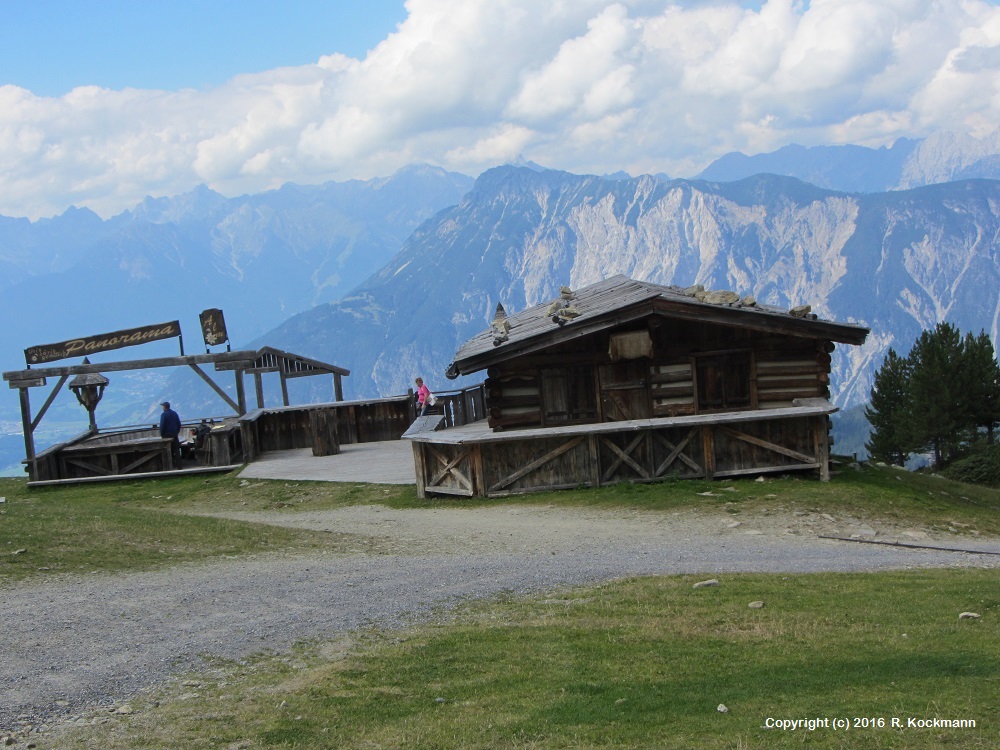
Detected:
left=3, top=347, right=349, bottom=481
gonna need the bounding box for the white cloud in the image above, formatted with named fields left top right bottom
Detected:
left=2, top=0, right=1000, bottom=219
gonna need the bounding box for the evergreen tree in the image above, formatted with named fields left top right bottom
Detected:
left=865, top=348, right=910, bottom=465
left=963, top=330, right=1000, bottom=444
left=905, top=322, right=966, bottom=469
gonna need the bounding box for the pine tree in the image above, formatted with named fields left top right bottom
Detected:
left=865, top=348, right=910, bottom=465
left=905, top=322, right=966, bottom=469
left=963, top=330, right=1000, bottom=444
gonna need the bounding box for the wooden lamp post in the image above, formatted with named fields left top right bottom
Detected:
left=68, top=359, right=109, bottom=433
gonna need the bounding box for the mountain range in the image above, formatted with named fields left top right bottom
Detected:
left=696, top=130, right=1000, bottom=192
left=3, top=129, right=1000, bottom=473
left=256, top=167, right=1000, bottom=414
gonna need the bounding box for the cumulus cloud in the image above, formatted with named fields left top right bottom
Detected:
left=2, top=0, right=999, bottom=219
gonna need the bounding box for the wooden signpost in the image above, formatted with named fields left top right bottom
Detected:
left=24, top=321, right=182, bottom=366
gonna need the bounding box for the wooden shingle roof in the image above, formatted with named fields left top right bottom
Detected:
left=446, top=275, right=869, bottom=378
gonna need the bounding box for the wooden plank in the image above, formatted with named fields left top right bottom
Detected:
left=756, top=364, right=825, bottom=377
left=650, top=370, right=692, bottom=385
left=422, top=485, right=475, bottom=497
left=27, top=464, right=241, bottom=487
left=713, top=463, right=819, bottom=478
left=492, top=395, right=542, bottom=408
left=119, top=449, right=163, bottom=475
left=63, top=457, right=112, bottom=476
left=489, top=436, right=585, bottom=492
left=755, top=388, right=819, bottom=401
left=649, top=384, right=694, bottom=398
left=487, top=481, right=594, bottom=498
left=8, top=377, right=46, bottom=389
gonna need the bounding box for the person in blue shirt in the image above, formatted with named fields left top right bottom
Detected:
left=159, top=401, right=182, bottom=468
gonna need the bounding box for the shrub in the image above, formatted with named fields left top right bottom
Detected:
left=943, top=444, right=1000, bottom=488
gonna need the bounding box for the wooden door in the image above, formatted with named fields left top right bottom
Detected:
left=599, top=362, right=651, bottom=422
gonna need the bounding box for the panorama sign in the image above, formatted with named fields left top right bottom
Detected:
left=24, top=321, right=182, bottom=365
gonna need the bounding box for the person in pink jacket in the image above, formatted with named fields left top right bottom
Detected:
left=415, top=377, right=432, bottom=416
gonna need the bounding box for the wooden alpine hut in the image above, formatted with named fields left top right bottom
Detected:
left=406, top=275, right=869, bottom=498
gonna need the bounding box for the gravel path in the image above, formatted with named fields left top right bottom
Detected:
left=3, top=504, right=998, bottom=736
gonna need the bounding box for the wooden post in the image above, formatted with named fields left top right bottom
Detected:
left=254, top=372, right=265, bottom=409
left=18, top=387, right=36, bottom=481
left=817, top=416, right=830, bottom=481
left=702, top=425, right=715, bottom=480
left=309, top=409, right=341, bottom=457
left=280, top=373, right=290, bottom=407
left=470, top=443, right=485, bottom=497
left=235, top=370, right=247, bottom=415
left=412, top=442, right=428, bottom=499
left=334, top=374, right=344, bottom=402
left=588, top=434, right=601, bottom=488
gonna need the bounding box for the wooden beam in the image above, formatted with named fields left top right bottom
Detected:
left=188, top=363, right=240, bottom=413
left=489, top=436, right=585, bottom=492
left=3, top=351, right=255, bottom=381
left=30, top=374, right=69, bottom=432
left=717, top=425, right=815, bottom=464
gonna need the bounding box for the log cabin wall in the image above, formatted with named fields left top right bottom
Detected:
left=483, top=316, right=835, bottom=431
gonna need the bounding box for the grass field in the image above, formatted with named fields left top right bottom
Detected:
left=2, top=462, right=999, bottom=748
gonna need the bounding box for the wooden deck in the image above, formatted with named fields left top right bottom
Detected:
left=238, top=440, right=416, bottom=484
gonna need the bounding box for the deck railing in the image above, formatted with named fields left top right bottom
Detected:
left=431, top=382, right=487, bottom=428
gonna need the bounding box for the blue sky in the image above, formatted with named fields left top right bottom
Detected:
left=2, top=0, right=999, bottom=219
left=1, top=0, right=407, bottom=95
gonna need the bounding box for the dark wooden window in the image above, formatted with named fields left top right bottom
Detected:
left=696, top=352, right=751, bottom=412
left=541, top=366, right=598, bottom=425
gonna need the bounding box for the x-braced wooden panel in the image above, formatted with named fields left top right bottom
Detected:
left=652, top=427, right=704, bottom=478
left=488, top=436, right=585, bottom=494
left=425, top=444, right=474, bottom=495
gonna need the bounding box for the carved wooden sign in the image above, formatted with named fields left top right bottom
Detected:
left=199, top=308, right=229, bottom=347
left=24, top=321, right=181, bottom=365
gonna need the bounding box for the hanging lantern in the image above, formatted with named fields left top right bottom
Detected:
left=69, top=359, right=109, bottom=432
